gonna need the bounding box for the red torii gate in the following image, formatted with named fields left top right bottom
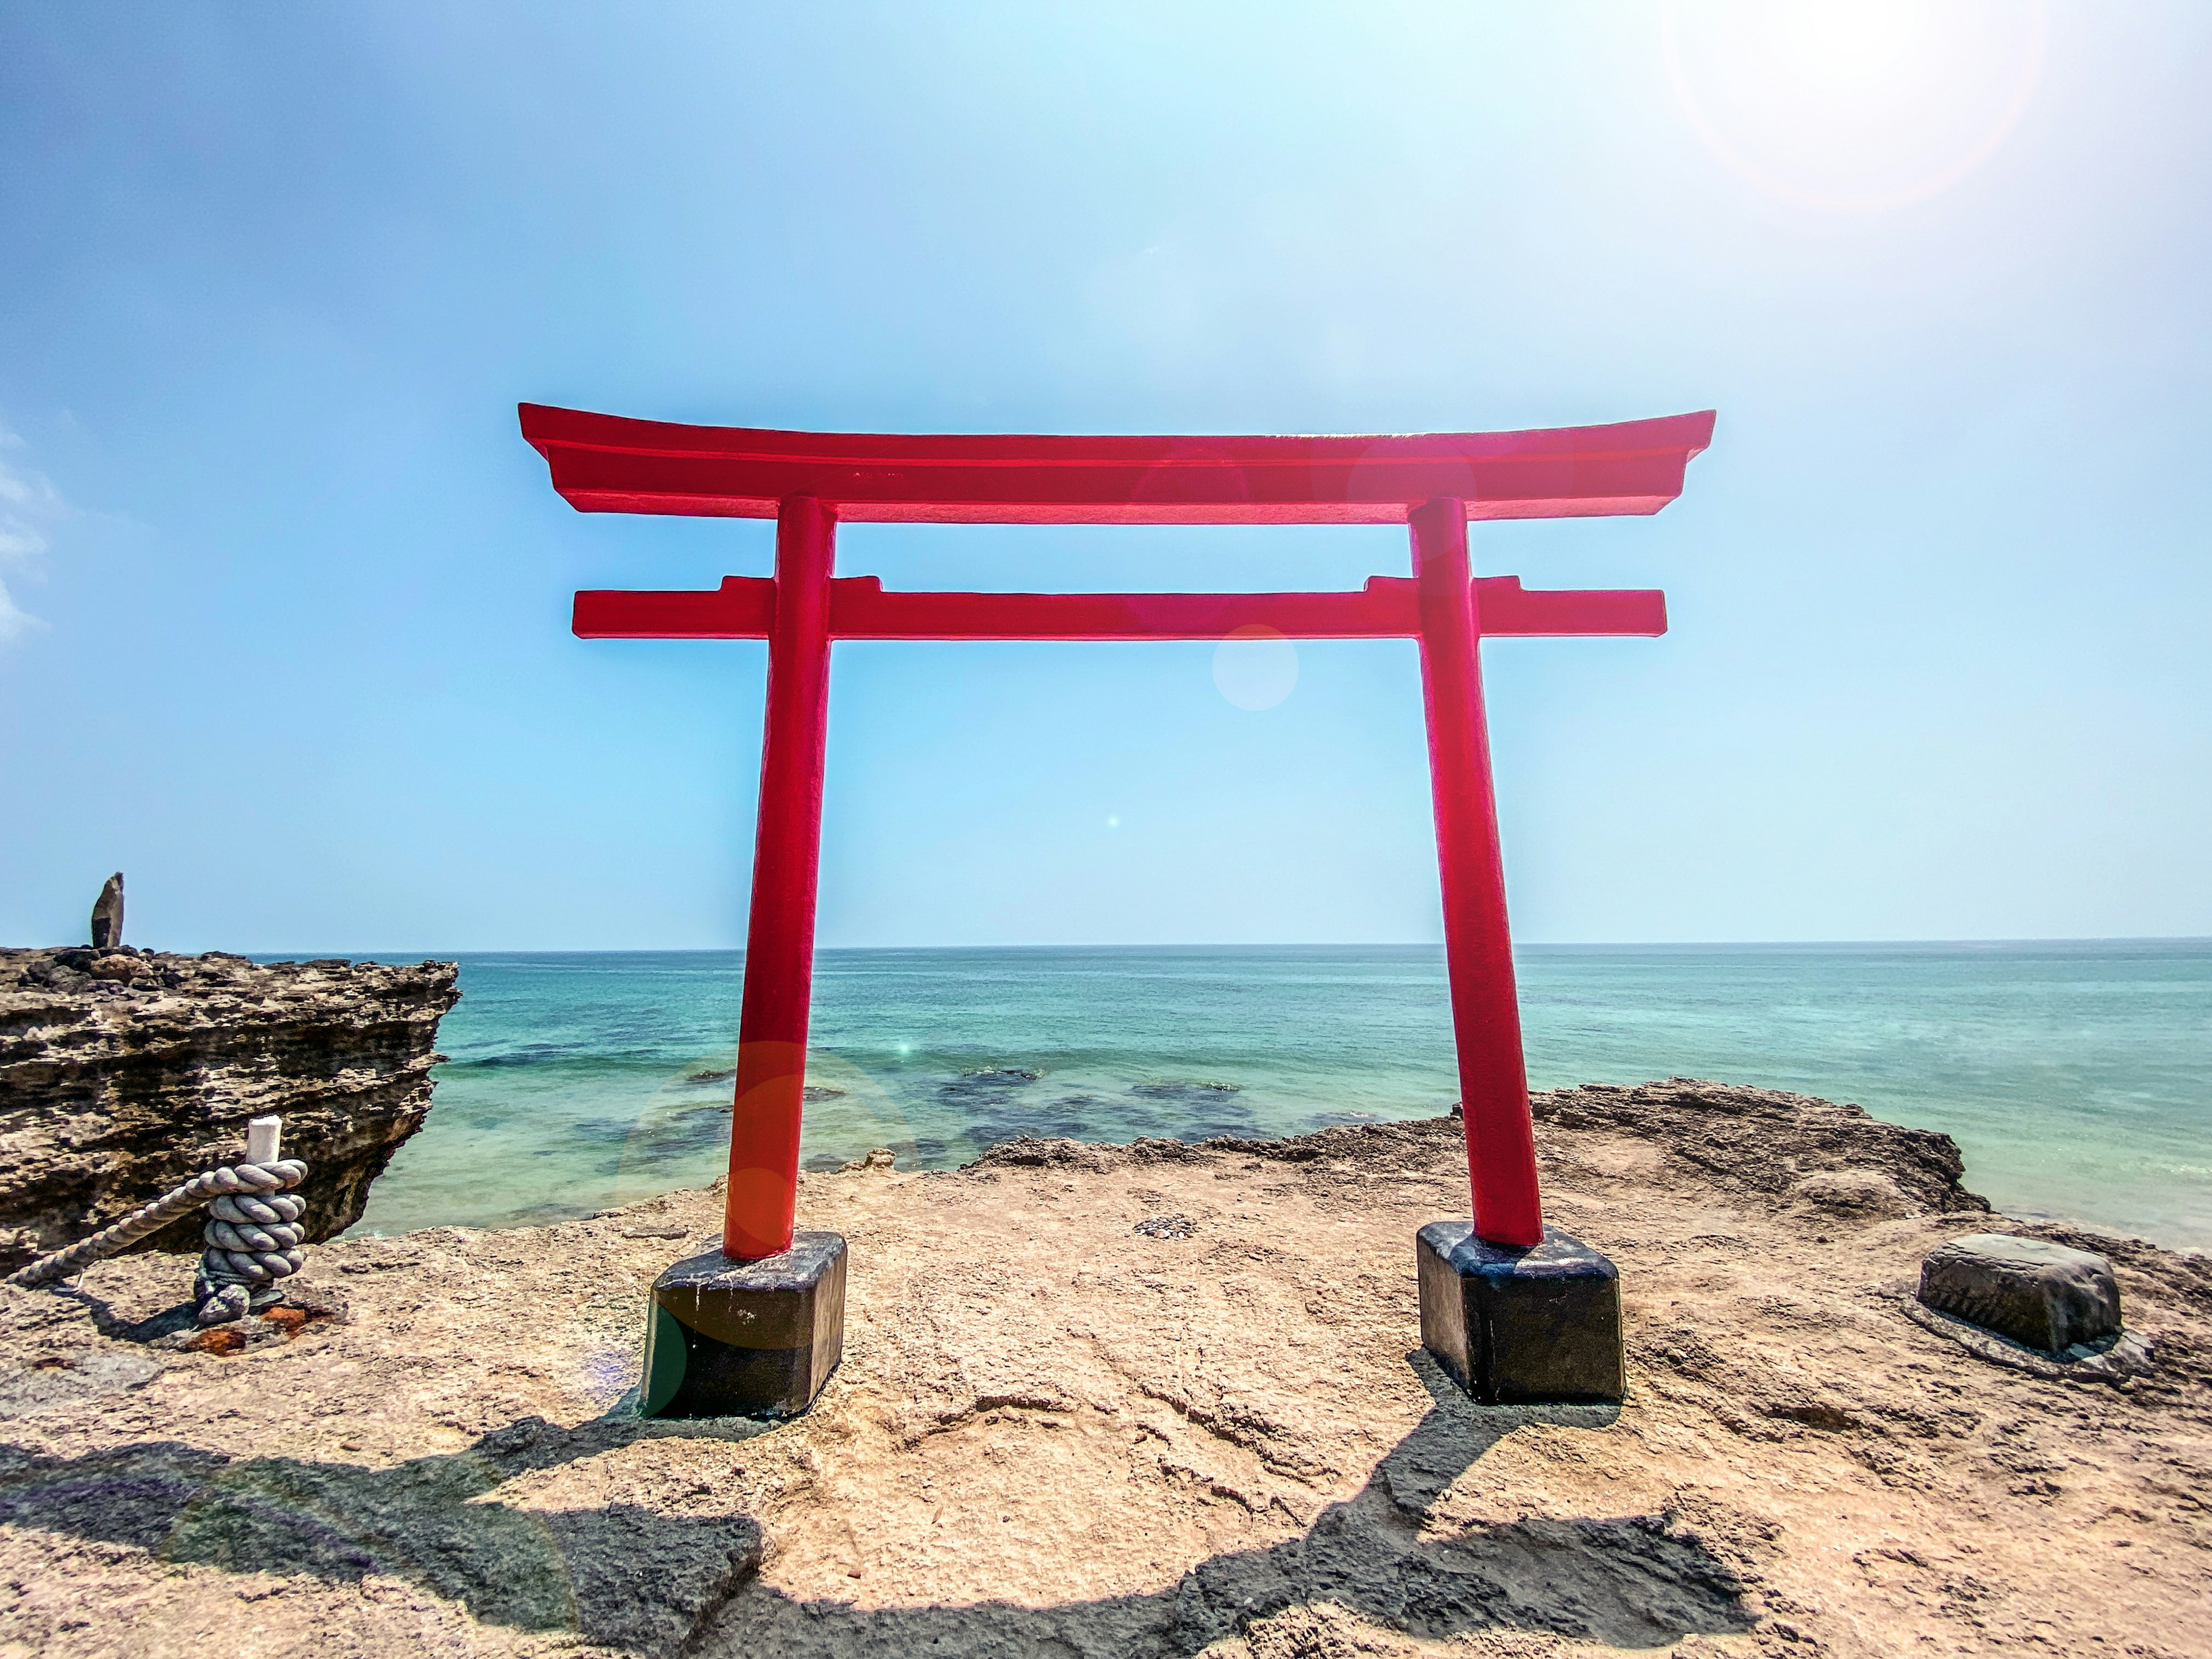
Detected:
left=524, top=404, right=1714, bottom=1266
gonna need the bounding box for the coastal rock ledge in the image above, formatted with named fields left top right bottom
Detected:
left=0, top=948, right=460, bottom=1271
left=1, top=1078, right=2205, bottom=1658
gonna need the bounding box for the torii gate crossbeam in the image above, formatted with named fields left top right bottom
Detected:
left=525, top=404, right=1714, bottom=1266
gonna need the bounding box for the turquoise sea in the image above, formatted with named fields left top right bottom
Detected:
left=346, top=943, right=2212, bottom=1252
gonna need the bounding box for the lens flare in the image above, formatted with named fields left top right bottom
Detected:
left=1662, top=0, right=2048, bottom=211
left=1213, top=625, right=1298, bottom=711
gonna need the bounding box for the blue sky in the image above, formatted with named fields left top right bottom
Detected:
left=2, top=2, right=2207, bottom=952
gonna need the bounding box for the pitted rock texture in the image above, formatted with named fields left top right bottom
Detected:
left=1533, top=1076, right=1993, bottom=1218
left=0, top=948, right=459, bottom=1271
left=1, top=1079, right=2206, bottom=1658
left=1919, top=1232, right=2123, bottom=1355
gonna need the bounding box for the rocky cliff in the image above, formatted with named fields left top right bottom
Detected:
left=0, top=948, right=459, bottom=1271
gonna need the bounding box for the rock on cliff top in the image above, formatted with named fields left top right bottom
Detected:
left=0, top=948, right=460, bottom=1270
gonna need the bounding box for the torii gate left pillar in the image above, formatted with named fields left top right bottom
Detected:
left=525, top=403, right=1715, bottom=1415
left=725, top=495, right=835, bottom=1261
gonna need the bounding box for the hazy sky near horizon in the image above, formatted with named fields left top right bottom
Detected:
left=2, top=2, right=2209, bottom=952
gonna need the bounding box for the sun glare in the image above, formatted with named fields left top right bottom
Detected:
left=1662, top=0, right=2048, bottom=211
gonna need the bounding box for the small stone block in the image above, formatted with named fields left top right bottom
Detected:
left=1416, top=1221, right=1624, bottom=1404
left=644, top=1232, right=847, bottom=1418
left=1918, top=1233, right=2120, bottom=1357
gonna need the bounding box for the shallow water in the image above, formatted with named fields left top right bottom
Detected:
left=342, top=942, right=2212, bottom=1250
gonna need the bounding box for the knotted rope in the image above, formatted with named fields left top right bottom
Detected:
left=190, top=1160, right=310, bottom=1325
left=7, top=1152, right=310, bottom=1326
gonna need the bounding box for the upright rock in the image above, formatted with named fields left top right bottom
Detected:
left=0, top=949, right=460, bottom=1272
left=89, top=873, right=124, bottom=949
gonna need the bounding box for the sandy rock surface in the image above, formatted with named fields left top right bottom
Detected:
left=0, top=1079, right=2206, bottom=1658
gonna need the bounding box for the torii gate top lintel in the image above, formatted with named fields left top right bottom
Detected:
left=527, top=402, right=1715, bottom=1264
left=520, top=402, right=1715, bottom=525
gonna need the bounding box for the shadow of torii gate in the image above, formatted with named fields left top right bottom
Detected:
left=522, top=405, right=1715, bottom=1261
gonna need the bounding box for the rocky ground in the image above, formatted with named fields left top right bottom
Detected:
left=0, top=1079, right=2206, bottom=1658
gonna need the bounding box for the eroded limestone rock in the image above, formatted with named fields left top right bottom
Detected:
left=0, top=948, right=459, bottom=1271
left=1918, top=1232, right=2123, bottom=1355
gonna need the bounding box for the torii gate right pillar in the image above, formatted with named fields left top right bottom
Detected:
left=1411, top=497, right=1544, bottom=1249
left=1410, top=514, right=1625, bottom=1403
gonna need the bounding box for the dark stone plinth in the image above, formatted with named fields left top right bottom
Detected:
left=1918, top=1233, right=2120, bottom=1357
left=1416, top=1221, right=1624, bottom=1404
left=643, top=1232, right=847, bottom=1419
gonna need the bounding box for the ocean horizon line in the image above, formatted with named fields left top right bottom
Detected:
left=226, top=935, right=2212, bottom=960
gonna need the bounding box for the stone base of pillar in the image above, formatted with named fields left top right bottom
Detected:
left=1416, top=1221, right=1624, bottom=1404
left=642, top=1232, right=847, bottom=1419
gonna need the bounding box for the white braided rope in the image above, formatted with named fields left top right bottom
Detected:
left=190, top=1160, right=310, bottom=1325
left=6, top=1158, right=310, bottom=1324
